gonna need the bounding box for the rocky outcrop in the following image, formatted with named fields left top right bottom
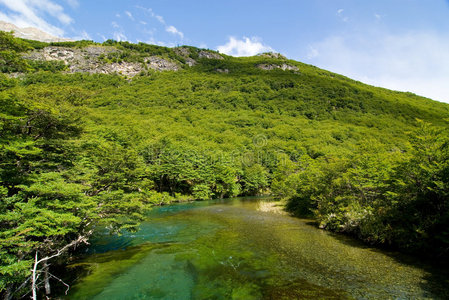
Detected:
left=174, top=47, right=191, bottom=57
left=33, top=47, right=76, bottom=61
left=25, top=46, right=118, bottom=64
left=184, top=58, right=197, bottom=67
left=24, top=46, right=180, bottom=77
left=145, top=56, right=179, bottom=71
left=257, top=52, right=287, bottom=60
left=173, top=47, right=197, bottom=66
left=81, top=62, right=143, bottom=77
left=257, top=63, right=299, bottom=72
left=174, top=47, right=224, bottom=65
left=255, top=52, right=299, bottom=72
left=198, top=50, right=223, bottom=60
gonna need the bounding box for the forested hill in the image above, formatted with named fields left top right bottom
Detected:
left=1, top=30, right=449, bottom=298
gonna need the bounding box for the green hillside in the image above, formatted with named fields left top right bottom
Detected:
left=1, top=31, right=448, bottom=297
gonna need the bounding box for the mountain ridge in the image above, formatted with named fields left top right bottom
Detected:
left=0, top=21, right=72, bottom=43
left=0, top=22, right=444, bottom=104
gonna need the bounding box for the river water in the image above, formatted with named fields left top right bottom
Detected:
left=65, top=197, right=449, bottom=299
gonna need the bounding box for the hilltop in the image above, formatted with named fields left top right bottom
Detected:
left=1, top=30, right=449, bottom=298
left=0, top=21, right=72, bottom=43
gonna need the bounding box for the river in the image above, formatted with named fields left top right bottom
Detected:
left=65, top=197, right=449, bottom=299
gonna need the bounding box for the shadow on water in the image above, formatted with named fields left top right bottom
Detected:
left=318, top=228, right=449, bottom=299
left=61, top=242, right=173, bottom=299
left=191, top=261, right=349, bottom=300
left=284, top=201, right=449, bottom=299
left=262, top=278, right=348, bottom=300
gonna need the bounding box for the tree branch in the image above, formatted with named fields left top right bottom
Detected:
left=31, top=235, right=89, bottom=300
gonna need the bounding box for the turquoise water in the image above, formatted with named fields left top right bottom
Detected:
left=66, top=198, right=449, bottom=299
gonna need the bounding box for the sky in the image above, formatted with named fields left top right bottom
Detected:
left=1, top=0, right=449, bottom=103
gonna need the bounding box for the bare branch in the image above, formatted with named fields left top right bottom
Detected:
left=48, top=273, right=70, bottom=295
left=31, top=235, right=89, bottom=300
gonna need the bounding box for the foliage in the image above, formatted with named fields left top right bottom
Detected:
left=0, top=31, right=31, bottom=73
left=281, top=124, right=449, bottom=256
left=1, top=31, right=449, bottom=298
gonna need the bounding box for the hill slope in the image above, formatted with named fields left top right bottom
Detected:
left=1, top=31, right=449, bottom=297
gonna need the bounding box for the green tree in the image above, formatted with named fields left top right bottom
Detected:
left=0, top=31, right=30, bottom=72
left=241, top=163, right=269, bottom=195
left=388, top=121, right=449, bottom=253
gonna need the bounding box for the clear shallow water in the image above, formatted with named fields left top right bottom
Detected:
left=66, top=198, right=449, bottom=299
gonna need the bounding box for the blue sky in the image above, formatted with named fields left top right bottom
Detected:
left=1, top=0, right=449, bottom=103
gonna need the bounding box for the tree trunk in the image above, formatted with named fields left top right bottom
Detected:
left=44, top=261, right=51, bottom=295
left=3, top=285, right=12, bottom=300
left=32, top=251, right=38, bottom=300
left=30, top=236, right=89, bottom=300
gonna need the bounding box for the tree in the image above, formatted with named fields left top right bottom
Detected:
left=388, top=121, right=449, bottom=253
left=0, top=31, right=30, bottom=73
left=241, top=164, right=269, bottom=195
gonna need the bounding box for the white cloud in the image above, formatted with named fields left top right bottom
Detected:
left=134, top=5, right=185, bottom=43
left=166, top=25, right=183, bottom=39
left=0, top=0, right=73, bottom=36
left=125, top=11, right=134, bottom=21
left=145, top=36, right=174, bottom=47
left=65, top=0, right=79, bottom=9
left=217, top=36, right=274, bottom=57
left=142, top=27, right=156, bottom=36
left=97, top=33, right=107, bottom=41
left=109, top=21, right=127, bottom=42
left=135, top=6, right=165, bottom=25
left=306, top=31, right=449, bottom=103
left=155, top=15, right=165, bottom=24
left=307, top=46, right=319, bottom=59
left=336, top=8, right=348, bottom=22
left=71, top=30, right=90, bottom=40
left=113, top=31, right=127, bottom=42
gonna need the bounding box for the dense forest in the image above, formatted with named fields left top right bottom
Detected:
left=1, top=30, right=448, bottom=298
